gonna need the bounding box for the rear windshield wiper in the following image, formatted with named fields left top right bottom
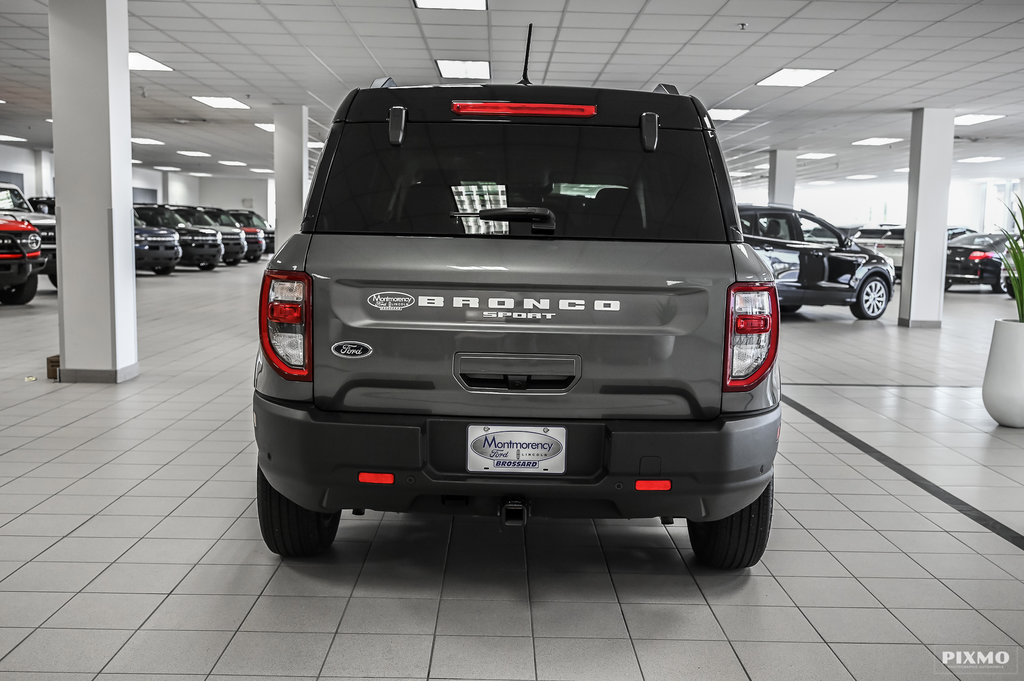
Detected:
left=451, top=206, right=555, bottom=234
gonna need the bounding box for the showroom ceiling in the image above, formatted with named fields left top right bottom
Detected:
left=0, top=0, right=1023, bottom=186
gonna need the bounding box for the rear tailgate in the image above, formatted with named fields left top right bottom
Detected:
left=308, top=235, right=734, bottom=420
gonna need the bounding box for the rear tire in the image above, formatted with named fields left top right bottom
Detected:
left=0, top=273, right=38, bottom=305
left=47, top=271, right=58, bottom=287
left=687, top=478, right=773, bottom=570
left=991, top=282, right=1004, bottom=294
left=850, top=275, right=889, bottom=320
left=779, top=304, right=802, bottom=314
left=257, top=468, right=340, bottom=556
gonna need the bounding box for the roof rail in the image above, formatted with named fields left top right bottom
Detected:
left=370, top=76, right=397, bottom=88
left=653, top=83, right=679, bottom=95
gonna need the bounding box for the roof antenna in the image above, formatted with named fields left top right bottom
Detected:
left=518, top=23, right=534, bottom=85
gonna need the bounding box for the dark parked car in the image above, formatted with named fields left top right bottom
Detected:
left=738, top=204, right=896, bottom=319
left=200, top=206, right=265, bottom=262
left=133, top=211, right=182, bottom=275
left=165, top=205, right=246, bottom=266
left=946, top=232, right=1011, bottom=292
left=0, top=184, right=58, bottom=286
left=0, top=217, right=43, bottom=305
left=134, top=204, right=223, bottom=270
left=230, top=209, right=274, bottom=253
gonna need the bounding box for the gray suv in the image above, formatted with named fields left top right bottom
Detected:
left=253, top=82, right=781, bottom=569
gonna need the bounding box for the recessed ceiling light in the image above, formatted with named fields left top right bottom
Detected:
left=757, top=68, right=833, bottom=87
left=846, top=174, right=877, bottom=180
left=954, top=114, right=1004, bottom=126
left=192, top=96, right=250, bottom=110
left=414, top=0, right=486, bottom=8
left=307, top=141, right=325, bottom=149
left=797, top=152, right=835, bottom=160
left=153, top=165, right=180, bottom=171
left=250, top=168, right=274, bottom=173
left=708, top=108, right=749, bottom=121
left=131, top=137, right=164, bottom=145
left=45, top=118, right=52, bottom=123
left=754, top=163, right=770, bottom=170
left=177, top=150, right=211, bottom=157
left=218, top=160, right=247, bottom=167
left=254, top=123, right=275, bottom=132
left=894, top=168, right=909, bottom=173
left=189, top=172, right=212, bottom=177
left=128, top=51, right=172, bottom=72
left=131, top=159, right=141, bottom=164
left=0, top=134, right=27, bottom=142
left=436, top=59, right=490, bottom=79
left=852, top=137, right=902, bottom=146
left=0, top=99, right=6, bottom=104
left=808, top=180, right=835, bottom=186
left=958, top=156, right=1003, bottom=163
left=729, top=171, right=752, bottom=177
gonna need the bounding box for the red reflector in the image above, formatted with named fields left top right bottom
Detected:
left=968, top=250, right=994, bottom=261
left=735, top=314, right=771, bottom=334
left=452, top=101, right=597, bottom=118
left=635, top=479, right=671, bottom=491
left=268, top=301, right=303, bottom=324
left=358, top=472, right=395, bottom=485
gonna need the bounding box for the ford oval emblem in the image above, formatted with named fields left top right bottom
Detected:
left=367, top=291, right=415, bottom=311
left=470, top=429, right=562, bottom=462
left=331, top=341, right=373, bottom=359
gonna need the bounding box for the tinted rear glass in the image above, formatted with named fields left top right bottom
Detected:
left=315, top=122, right=726, bottom=242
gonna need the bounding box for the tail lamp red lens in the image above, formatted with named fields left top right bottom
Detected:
left=452, top=101, right=597, bottom=118
left=968, top=250, right=995, bottom=261
left=0, top=252, right=40, bottom=259
left=724, top=283, right=779, bottom=392
left=358, top=472, right=395, bottom=485
left=635, top=480, right=672, bottom=491
left=259, top=270, right=312, bottom=381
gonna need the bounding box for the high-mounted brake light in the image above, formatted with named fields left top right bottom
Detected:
left=968, top=250, right=995, bottom=261
left=724, top=282, right=779, bottom=392
left=259, top=270, right=312, bottom=381
left=452, top=101, right=597, bottom=118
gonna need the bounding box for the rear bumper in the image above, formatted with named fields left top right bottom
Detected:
left=253, top=391, right=780, bottom=522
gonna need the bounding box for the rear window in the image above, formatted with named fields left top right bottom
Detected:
left=315, top=122, right=727, bottom=242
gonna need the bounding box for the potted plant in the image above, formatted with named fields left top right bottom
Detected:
left=982, top=193, right=1024, bottom=427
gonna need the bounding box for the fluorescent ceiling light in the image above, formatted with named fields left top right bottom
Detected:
left=852, top=137, right=902, bottom=146
left=708, top=108, right=749, bottom=121
left=0, top=134, right=27, bottom=142
left=254, top=123, right=275, bottom=132
left=958, top=156, right=1003, bottom=163
left=894, top=167, right=909, bottom=173
left=757, top=68, right=833, bottom=87
left=0, top=99, right=5, bottom=104
left=846, top=174, right=877, bottom=180
left=729, top=171, right=752, bottom=177
left=153, top=165, right=180, bottom=171
left=808, top=180, right=835, bottom=186
left=307, top=141, right=325, bottom=149
left=250, top=168, right=274, bottom=173
left=131, top=159, right=141, bottom=164
left=128, top=51, right=172, bottom=72
left=954, top=114, right=1004, bottom=126
left=797, top=152, right=835, bottom=160
left=177, top=150, right=211, bottom=157
left=436, top=59, right=490, bottom=79
left=131, top=137, right=164, bottom=145
left=218, top=160, right=247, bottom=167
left=754, top=163, right=770, bottom=170
left=192, top=96, right=250, bottom=110
left=189, top=172, right=212, bottom=177
left=414, top=0, right=486, bottom=8
left=45, top=118, right=52, bottom=123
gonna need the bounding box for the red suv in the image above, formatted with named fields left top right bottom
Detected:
left=0, top=218, right=44, bottom=305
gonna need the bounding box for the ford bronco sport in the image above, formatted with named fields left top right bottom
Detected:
left=0, top=217, right=43, bottom=305
left=254, top=82, right=782, bottom=569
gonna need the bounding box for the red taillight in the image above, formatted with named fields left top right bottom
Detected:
left=259, top=270, right=312, bottom=381
left=358, top=472, right=394, bottom=485
left=724, top=283, right=779, bottom=392
left=969, top=250, right=995, bottom=261
left=635, top=480, right=672, bottom=491
left=452, top=101, right=597, bottom=118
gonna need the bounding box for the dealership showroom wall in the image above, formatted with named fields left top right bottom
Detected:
left=3, top=0, right=1024, bottom=679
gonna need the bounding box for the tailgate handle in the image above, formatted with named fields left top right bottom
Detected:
left=455, top=354, right=581, bottom=394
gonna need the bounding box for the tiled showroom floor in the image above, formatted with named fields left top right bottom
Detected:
left=1, top=263, right=1023, bottom=681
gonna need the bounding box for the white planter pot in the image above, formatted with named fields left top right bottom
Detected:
left=982, top=319, right=1024, bottom=428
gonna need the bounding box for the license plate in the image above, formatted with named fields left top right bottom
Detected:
left=467, top=425, right=566, bottom=474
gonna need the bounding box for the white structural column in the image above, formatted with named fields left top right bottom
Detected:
left=273, top=105, right=309, bottom=247
left=48, top=0, right=138, bottom=382
left=899, top=108, right=954, bottom=328
left=34, top=150, right=54, bottom=197
left=768, top=149, right=797, bottom=205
